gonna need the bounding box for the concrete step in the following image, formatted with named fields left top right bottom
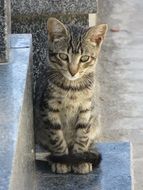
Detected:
left=36, top=142, right=132, bottom=190
left=0, top=34, right=34, bottom=190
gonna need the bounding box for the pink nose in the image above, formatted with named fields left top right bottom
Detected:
left=68, top=64, right=78, bottom=76
left=69, top=70, right=77, bottom=76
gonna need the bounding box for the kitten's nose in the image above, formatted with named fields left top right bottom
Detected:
left=68, top=64, right=79, bottom=76
left=69, top=70, right=77, bottom=76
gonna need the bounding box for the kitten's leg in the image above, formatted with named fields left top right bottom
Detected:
left=40, top=99, right=71, bottom=173
left=47, top=128, right=71, bottom=173
left=72, top=126, right=93, bottom=174
left=73, top=105, right=92, bottom=153
left=72, top=105, right=95, bottom=174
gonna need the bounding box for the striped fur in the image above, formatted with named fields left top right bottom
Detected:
left=35, top=18, right=108, bottom=174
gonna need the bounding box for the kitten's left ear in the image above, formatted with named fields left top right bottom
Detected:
left=47, top=17, right=68, bottom=42
left=84, top=24, right=108, bottom=46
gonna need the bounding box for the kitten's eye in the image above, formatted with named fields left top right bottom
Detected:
left=59, top=53, right=68, bottom=61
left=80, top=55, right=90, bottom=62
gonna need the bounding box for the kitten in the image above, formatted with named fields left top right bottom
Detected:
left=35, top=18, right=108, bottom=174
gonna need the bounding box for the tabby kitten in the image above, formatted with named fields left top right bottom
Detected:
left=35, top=18, right=108, bottom=174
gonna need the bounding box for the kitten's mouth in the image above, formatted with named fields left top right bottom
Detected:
left=63, top=73, right=80, bottom=81
left=68, top=76, right=79, bottom=81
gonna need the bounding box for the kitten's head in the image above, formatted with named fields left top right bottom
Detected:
left=47, top=18, right=108, bottom=81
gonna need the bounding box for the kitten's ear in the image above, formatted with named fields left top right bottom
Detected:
left=84, top=24, right=108, bottom=46
left=47, top=17, right=68, bottom=42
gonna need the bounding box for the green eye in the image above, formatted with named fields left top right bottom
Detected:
left=59, top=53, right=68, bottom=61
left=80, top=55, right=90, bottom=62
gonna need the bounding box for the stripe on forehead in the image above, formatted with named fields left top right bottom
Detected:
left=67, top=26, right=86, bottom=54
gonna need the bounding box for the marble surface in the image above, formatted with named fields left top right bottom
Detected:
left=11, top=0, right=97, bottom=15
left=0, top=0, right=11, bottom=63
left=36, top=142, right=131, bottom=190
left=0, top=34, right=34, bottom=190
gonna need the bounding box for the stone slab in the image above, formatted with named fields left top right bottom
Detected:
left=0, top=0, right=11, bottom=63
left=10, top=33, right=32, bottom=48
left=36, top=142, right=132, bottom=190
left=0, top=34, right=34, bottom=190
left=11, top=0, right=97, bottom=15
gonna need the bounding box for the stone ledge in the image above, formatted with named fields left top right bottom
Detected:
left=0, top=34, right=34, bottom=190
left=36, top=142, right=132, bottom=190
left=10, top=34, right=32, bottom=48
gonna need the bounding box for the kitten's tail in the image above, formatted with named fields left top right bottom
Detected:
left=46, top=152, right=102, bottom=167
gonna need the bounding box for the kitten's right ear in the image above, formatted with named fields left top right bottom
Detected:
left=47, top=18, right=68, bottom=42
left=84, top=24, right=108, bottom=46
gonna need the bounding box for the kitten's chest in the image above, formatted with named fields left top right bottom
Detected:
left=59, top=89, right=92, bottom=119
left=60, top=92, right=80, bottom=144
left=60, top=92, right=80, bottom=123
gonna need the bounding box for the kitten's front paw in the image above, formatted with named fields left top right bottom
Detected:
left=72, top=162, right=92, bottom=174
left=51, top=163, right=71, bottom=174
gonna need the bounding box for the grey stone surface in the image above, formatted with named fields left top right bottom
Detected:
left=11, top=0, right=97, bottom=15
left=36, top=142, right=131, bottom=190
left=0, top=0, right=11, bottom=63
left=10, top=33, right=32, bottom=48
left=0, top=34, right=35, bottom=190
